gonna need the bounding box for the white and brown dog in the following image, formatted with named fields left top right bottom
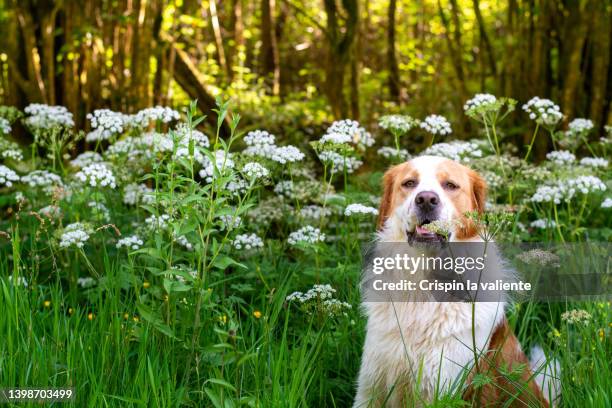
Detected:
left=354, top=156, right=559, bottom=407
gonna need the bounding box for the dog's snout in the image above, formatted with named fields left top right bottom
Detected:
left=415, top=191, right=439, bottom=211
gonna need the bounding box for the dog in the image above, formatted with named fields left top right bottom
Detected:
left=354, top=156, right=559, bottom=407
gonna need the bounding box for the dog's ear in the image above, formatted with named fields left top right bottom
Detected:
left=377, top=165, right=400, bottom=230
left=469, top=169, right=487, bottom=214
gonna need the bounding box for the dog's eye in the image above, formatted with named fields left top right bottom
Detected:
left=444, top=181, right=459, bottom=190
left=402, top=179, right=417, bottom=188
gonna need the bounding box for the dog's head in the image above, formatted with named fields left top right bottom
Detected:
left=377, top=156, right=486, bottom=243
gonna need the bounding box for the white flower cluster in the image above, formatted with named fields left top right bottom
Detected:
left=227, top=178, right=249, bottom=196
left=243, top=130, right=304, bottom=164
left=522, top=97, right=563, bottom=127
left=531, top=176, right=607, bottom=204
left=0, top=164, right=19, bottom=187
left=286, top=284, right=352, bottom=317
left=59, top=223, right=90, bottom=248
left=377, top=146, right=410, bottom=161
left=174, top=123, right=210, bottom=148
left=530, top=219, right=556, bottom=229
left=420, top=114, right=452, bottom=136
left=233, top=233, right=264, bottom=250
left=145, top=214, right=171, bottom=230
left=422, top=141, right=482, bottom=162
left=22, top=170, right=63, bottom=190
left=86, top=109, right=128, bottom=140
left=378, top=115, right=417, bottom=135
left=133, top=106, right=180, bottom=127
left=274, top=180, right=293, bottom=197
left=174, top=234, right=193, bottom=251
left=546, top=150, right=575, bottom=165
left=463, top=93, right=497, bottom=113
left=39, top=205, right=62, bottom=219
left=88, top=201, right=110, bottom=221
left=580, top=157, right=608, bottom=168
left=70, top=152, right=104, bottom=168
left=561, top=309, right=591, bottom=324
left=318, top=151, right=363, bottom=173
left=300, top=205, right=332, bottom=220
left=345, top=203, right=378, bottom=216
left=568, top=118, right=594, bottom=134
left=199, top=150, right=234, bottom=183
left=321, top=119, right=374, bottom=149
left=24, top=103, right=74, bottom=129
left=242, top=162, right=269, bottom=180
left=516, top=249, right=560, bottom=267
left=1, top=142, right=23, bottom=161
left=7, top=274, right=28, bottom=287
left=601, top=198, right=612, bottom=209
left=218, top=214, right=242, bottom=230
left=0, top=117, right=11, bottom=134
left=75, top=163, right=117, bottom=188
left=77, top=277, right=97, bottom=288
left=123, top=183, right=155, bottom=206
left=288, top=226, right=326, bottom=246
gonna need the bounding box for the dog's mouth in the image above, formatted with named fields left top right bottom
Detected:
left=407, top=219, right=447, bottom=244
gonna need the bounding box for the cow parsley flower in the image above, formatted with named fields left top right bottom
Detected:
left=378, top=115, right=417, bottom=135
left=70, top=151, right=104, bottom=168
left=345, top=203, right=378, bottom=216
left=59, top=223, right=90, bottom=248
left=377, top=146, right=410, bottom=161
left=286, top=284, right=352, bottom=317
left=218, top=214, right=242, bottom=230
left=561, top=309, right=591, bottom=324
left=530, top=219, right=557, bottom=229
left=288, top=226, right=326, bottom=246
left=174, top=235, right=193, bottom=251
left=271, top=145, right=305, bottom=164
left=87, top=109, right=127, bottom=139
left=0, top=164, right=19, bottom=187
left=522, top=97, right=563, bottom=127
left=0, top=117, right=11, bottom=134
left=199, top=151, right=234, bottom=183
left=601, top=198, right=612, bottom=209
left=75, top=163, right=117, bottom=188
left=174, top=123, right=210, bottom=148
left=516, top=249, right=560, bottom=267
left=242, top=162, right=269, bottom=180
left=0, top=139, right=23, bottom=161
left=227, top=178, right=249, bottom=196
left=39, top=205, right=62, bottom=220
left=321, top=119, right=374, bottom=149
left=546, top=150, right=575, bottom=165
left=580, top=157, right=608, bottom=168
left=24, top=103, right=74, bottom=129
left=233, top=233, right=264, bottom=250
left=420, top=114, right=452, bottom=136
left=463, top=94, right=498, bottom=114
left=123, top=183, right=155, bottom=206
left=133, top=106, right=180, bottom=127
left=144, top=214, right=171, bottom=230
left=568, top=118, right=594, bottom=134
left=422, top=141, right=482, bottom=162
left=300, top=205, right=332, bottom=220
left=318, top=151, right=363, bottom=173
left=531, top=176, right=606, bottom=204
left=22, top=170, right=63, bottom=189
left=244, top=130, right=275, bottom=146
left=77, top=277, right=97, bottom=288
left=7, top=275, right=28, bottom=287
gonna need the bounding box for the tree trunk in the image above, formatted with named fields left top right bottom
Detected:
left=588, top=0, right=611, bottom=126
left=387, top=0, right=401, bottom=103
left=261, top=0, right=280, bottom=95
left=208, top=0, right=230, bottom=80
left=472, top=0, right=497, bottom=77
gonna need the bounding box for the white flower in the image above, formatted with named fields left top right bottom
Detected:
left=39, top=205, right=62, bottom=219
left=75, top=163, right=117, bottom=188
left=88, top=201, right=110, bottom=221
left=227, top=178, right=249, bottom=196
left=7, top=274, right=28, bottom=287
left=320, top=132, right=352, bottom=145
left=561, top=309, right=591, bottom=324
left=77, top=277, right=97, bottom=288
left=321, top=119, right=374, bottom=149
left=174, top=123, right=210, bottom=148
left=86, top=109, right=127, bottom=139
left=463, top=93, right=497, bottom=113
left=420, top=114, right=452, bottom=136
left=0, top=117, right=11, bottom=134
left=530, top=185, right=564, bottom=205
left=422, top=141, right=482, bottom=162
left=59, top=223, right=90, bottom=248
left=580, top=157, right=608, bottom=168
left=377, top=146, right=410, bottom=161
left=24, top=103, right=74, bottom=129
left=133, top=106, right=180, bottom=127
left=218, top=214, right=242, bottom=230
left=530, top=219, right=556, bottom=229
left=21, top=170, right=64, bottom=191
left=288, top=226, right=326, bottom=246
left=270, top=145, right=305, bottom=164
left=242, top=162, right=269, bottom=180
left=286, top=284, right=351, bottom=317
left=601, top=198, right=612, bottom=209
left=531, top=176, right=606, bottom=204
left=174, top=234, right=193, bottom=251
left=300, top=205, right=332, bottom=220
left=318, top=151, right=363, bottom=173
left=144, top=214, right=171, bottom=230
left=546, top=150, right=575, bottom=165
left=568, top=118, right=594, bottom=134
left=244, top=130, right=275, bottom=146
left=522, top=97, right=563, bottom=127
left=274, top=180, right=294, bottom=198
left=378, top=115, right=417, bottom=134
left=232, top=233, right=264, bottom=250
left=0, top=164, right=19, bottom=187
left=286, top=284, right=336, bottom=302
left=1, top=148, right=22, bottom=161
left=70, top=152, right=104, bottom=168
left=123, top=183, right=155, bottom=206
left=345, top=203, right=378, bottom=216
left=198, top=150, right=234, bottom=183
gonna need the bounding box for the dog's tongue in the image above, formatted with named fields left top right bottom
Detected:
left=416, top=225, right=432, bottom=235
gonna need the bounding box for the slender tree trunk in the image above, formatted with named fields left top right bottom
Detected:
left=588, top=0, right=611, bottom=126
left=472, top=0, right=497, bottom=77
left=387, top=0, right=401, bottom=103
left=208, top=0, right=230, bottom=80
left=261, top=0, right=280, bottom=95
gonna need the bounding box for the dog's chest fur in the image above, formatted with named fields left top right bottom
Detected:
left=360, top=301, right=505, bottom=401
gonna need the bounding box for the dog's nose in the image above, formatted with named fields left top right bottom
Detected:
left=415, top=191, right=439, bottom=211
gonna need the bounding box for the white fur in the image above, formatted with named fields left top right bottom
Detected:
left=354, top=157, right=508, bottom=407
